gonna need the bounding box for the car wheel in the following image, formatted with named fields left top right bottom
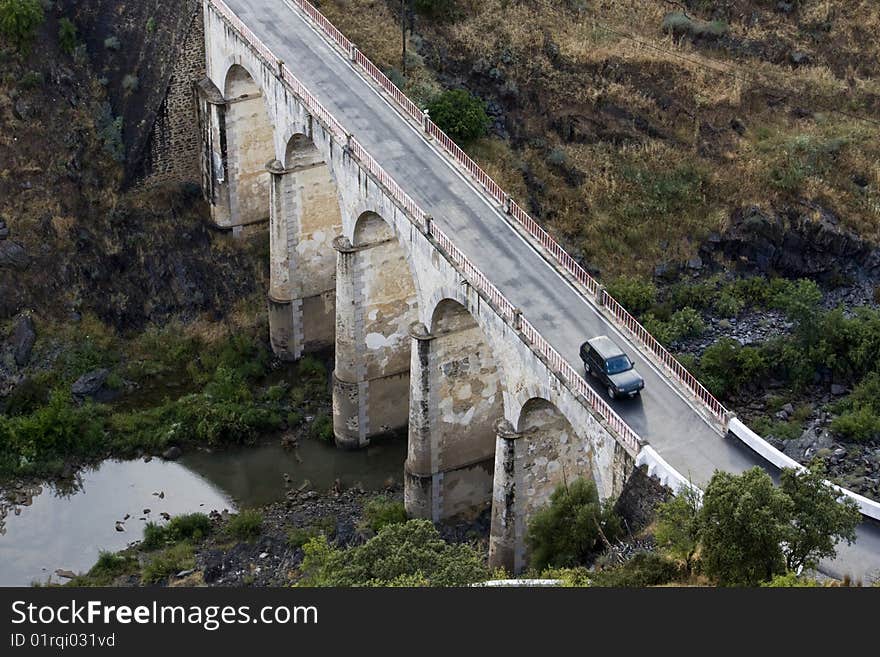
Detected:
left=607, top=386, right=616, bottom=400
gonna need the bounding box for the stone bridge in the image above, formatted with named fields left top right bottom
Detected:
left=144, top=0, right=880, bottom=578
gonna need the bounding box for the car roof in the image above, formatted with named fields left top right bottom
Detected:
left=587, top=335, right=626, bottom=360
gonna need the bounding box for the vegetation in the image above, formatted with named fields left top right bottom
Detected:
left=589, top=552, right=680, bottom=587
left=140, top=513, right=212, bottom=551
left=141, top=542, right=196, bottom=584
left=361, top=495, right=407, bottom=533
left=427, top=89, right=491, bottom=144
left=297, top=520, right=489, bottom=587
left=287, top=517, right=336, bottom=549
left=57, top=18, right=77, bottom=55
left=0, top=322, right=330, bottom=481
left=653, top=467, right=860, bottom=586
left=226, top=510, right=263, bottom=542
left=66, top=551, right=138, bottom=587
left=525, top=478, right=621, bottom=571
left=0, top=0, right=44, bottom=52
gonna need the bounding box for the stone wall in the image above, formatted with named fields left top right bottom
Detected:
left=135, top=4, right=206, bottom=188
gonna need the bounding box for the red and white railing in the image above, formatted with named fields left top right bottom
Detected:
left=208, top=0, right=647, bottom=456
left=276, top=0, right=728, bottom=425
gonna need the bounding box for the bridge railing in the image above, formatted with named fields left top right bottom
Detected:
left=282, top=0, right=728, bottom=426
left=208, top=0, right=645, bottom=457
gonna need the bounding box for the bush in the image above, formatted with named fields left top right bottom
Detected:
left=141, top=522, right=168, bottom=551
left=413, top=0, right=457, bottom=19
left=761, top=572, right=821, bottom=587
left=68, top=551, right=137, bottom=587
left=0, top=0, right=44, bottom=51
left=525, top=478, right=621, bottom=571
left=309, top=414, right=334, bottom=442
left=288, top=517, right=336, bottom=549
left=698, top=338, right=767, bottom=398
left=715, top=290, right=744, bottom=318
left=167, top=513, right=212, bottom=543
left=831, top=372, right=880, bottom=441
left=427, top=89, right=491, bottom=144
left=226, top=510, right=263, bottom=541
left=58, top=17, right=77, bottom=55
left=298, top=520, right=489, bottom=587
left=589, top=552, right=680, bottom=587
left=141, top=543, right=195, bottom=584
left=654, top=485, right=701, bottom=574
left=605, top=276, right=656, bottom=316
left=362, top=496, right=407, bottom=533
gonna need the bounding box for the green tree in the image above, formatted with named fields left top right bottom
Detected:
left=525, top=478, right=621, bottom=571
left=298, top=520, right=489, bottom=586
left=0, top=0, right=44, bottom=52
left=779, top=466, right=861, bottom=572
left=427, top=89, right=491, bottom=144
left=58, top=17, right=77, bottom=55
left=605, top=276, right=656, bottom=316
left=699, top=468, right=791, bottom=586
left=654, top=485, right=702, bottom=575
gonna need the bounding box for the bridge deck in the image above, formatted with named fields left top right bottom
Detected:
left=225, top=0, right=880, bottom=581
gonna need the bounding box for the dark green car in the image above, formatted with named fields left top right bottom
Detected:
left=579, top=335, right=645, bottom=400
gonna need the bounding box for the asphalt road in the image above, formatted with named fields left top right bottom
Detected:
left=224, top=0, right=880, bottom=582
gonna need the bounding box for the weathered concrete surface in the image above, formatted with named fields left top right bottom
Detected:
left=405, top=300, right=504, bottom=522
left=223, top=65, right=274, bottom=230
left=332, top=212, right=418, bottom=448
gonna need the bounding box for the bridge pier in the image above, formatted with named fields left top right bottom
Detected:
left=488, top=419, right=524, bottom=575
left=404, top=306, right=501, bottom=522
left=331, top=220, right=416, bottom=449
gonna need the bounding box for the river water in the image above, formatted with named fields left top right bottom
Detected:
left=0, top=437, right=406, bottom=587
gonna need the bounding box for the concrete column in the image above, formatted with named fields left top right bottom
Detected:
left=489, top=419, right=524, bottom=575
left=267, top=160, right=298, bottom=361
left=332, top=235, right=364, bottom=450
left=405, top=322, right=438, bottom=521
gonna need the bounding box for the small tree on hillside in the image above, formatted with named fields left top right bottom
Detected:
left=700, top=468, right=791, bottom=586
left=654, top=484, right=702, bottom=575
left=0, top=0, right=44, bottom=52
left=780, top=466, right=861, bottom=573
left=427, top=89, right=491, bottom=144
left=526, top=477, right=621, bottom=571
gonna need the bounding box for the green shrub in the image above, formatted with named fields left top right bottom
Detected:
left=58, top=17, right=76, bottom=55
left=698, top=338, right=767, bottom=398
left=226, top=510, right=262, bottom=541
left=287, top=517, right=336, bottom=549
left=605, top=276, right=656, bottom=316
left=525, top=478, right=621, bottom=571
left=413, top=0, right=457, bottom=19
left=0, top=0, right=44, bottom=51
left=654, top=485, right=701, bottom=574
left=427, top=89, right=491, bottom=144
left=141, top=542, right=195, bottom=584
left=309, top=414, right=334, bottom=442
left=146, top=17, right=156, bottom=33
left=167, top=513, right=212, bottom=543
left=589, top=552, right=680, bottom=587
left=68, top=551, right=137, bottom=587
left=715, top=290, right=744, bottom=318
left=298, top=520, right=489, bottom=587
left=141, top=522, right=169, bottom=551
left=668, top=279, right=716, bottom=311
left=362, top=496, right=407, bottom=533
left=761, top=572, right=821, bottom=587
left=830, top=407, right=880, bottom=442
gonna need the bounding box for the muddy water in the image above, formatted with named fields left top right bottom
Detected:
left=0, top=437, right=406, bottom=587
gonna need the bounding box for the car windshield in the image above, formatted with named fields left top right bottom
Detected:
left=605, top=355, right=632, bottom=375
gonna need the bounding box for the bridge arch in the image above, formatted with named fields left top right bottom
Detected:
left=405, top=297, right=507, bottom=521
left=332, top=210, right=422, bottom=449
left=266, top=131, right=343, bottom=359
left=221, top=63, right=275, bottom=231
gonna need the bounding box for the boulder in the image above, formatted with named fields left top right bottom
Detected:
left=831, top=383, right=847, bottom=396
left=162, top=445, right=182, bottom=461
left=71, top=368, right=110, bottom=399
left=782, top=427, right=834, bottom=461
left=12, top=315, right=36, bottom=367
left=0, top=241, right=29, bottom=270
